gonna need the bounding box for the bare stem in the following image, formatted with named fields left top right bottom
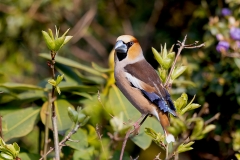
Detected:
left=165, top=143, right=169, bottom=159
left=49, top=51, right=60, bottom=160
left=164, top=35, right=187, bottom=88
left=120, top=128, right=132, bottom=160
left=42, top=93, right=51, bottom=160
left=0, top=115, right=2, bottom=139
left=205, top=112, right=220, bottom=125
left=164, top=35, right=205, bottom=88
left=40, top=123, right=81, bottom=160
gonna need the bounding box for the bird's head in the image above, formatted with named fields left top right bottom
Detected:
left=114, top=35, right=143, bottom=61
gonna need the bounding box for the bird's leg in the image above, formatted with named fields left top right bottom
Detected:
left=132, top=114, right=149, bottom=135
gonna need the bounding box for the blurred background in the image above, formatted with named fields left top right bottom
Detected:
left=0, top=0, right=240, bottom=159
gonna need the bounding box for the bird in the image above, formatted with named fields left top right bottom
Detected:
left=113, top=35, right=177, bottom=143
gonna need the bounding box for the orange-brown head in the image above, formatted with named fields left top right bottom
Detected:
left=114, top=35, right=143, bottom=61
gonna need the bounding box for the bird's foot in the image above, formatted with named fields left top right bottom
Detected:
left=132, top=122, right=141, bottom=135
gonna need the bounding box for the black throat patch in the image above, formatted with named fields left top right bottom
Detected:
left=116, top=52, right=127, bottom=61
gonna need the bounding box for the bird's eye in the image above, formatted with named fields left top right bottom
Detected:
left=127, top=41, right=134, bottom=48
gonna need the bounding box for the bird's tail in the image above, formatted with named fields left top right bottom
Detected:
left=158, top=111, right=175, bottom=143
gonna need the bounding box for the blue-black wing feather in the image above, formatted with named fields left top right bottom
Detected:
left=141, top=90, right=177, bottom=116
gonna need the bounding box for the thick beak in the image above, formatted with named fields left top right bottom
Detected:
left=114, top=40, right=127, bottom=53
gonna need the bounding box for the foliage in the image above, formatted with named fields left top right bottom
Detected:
left=0, top=137, right=20, bottom=160
left=0, top=0, right=240, bottom=159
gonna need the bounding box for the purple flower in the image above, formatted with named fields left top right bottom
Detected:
left=230, top=27, right=240, bottom=40
left=221, top=8, right=231, bottom=16
left=216, top=41, right=229, bottom=52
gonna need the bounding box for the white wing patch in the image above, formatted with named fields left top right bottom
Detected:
left=125, top=72, right=143, bottom=90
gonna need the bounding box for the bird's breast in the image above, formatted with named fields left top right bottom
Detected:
left=114, top=67, right=157, bottom=116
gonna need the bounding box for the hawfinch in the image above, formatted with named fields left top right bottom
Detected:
left=114, top=35, right=177, bottom=143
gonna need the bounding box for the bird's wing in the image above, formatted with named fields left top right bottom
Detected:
left=124, top=60, right=176, bottom=116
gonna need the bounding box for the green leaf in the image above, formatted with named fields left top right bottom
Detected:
left=55, top=25, right=59, bottom=39
left=110, top=112, right=130, bottom=133
left=55, top=35, right=66, bottom=51
left=181, top=103, right=201, bottom=115
left=168, top=117, right=186, bottom=136
left=3, top=107, right=40, bottom=142
left=158, top=68, right=167, bottom=83
left=73, top=146, right=95, bottom=160
left=48, top=28, right=54, bottom=40
left=56, top=74, right=64, bottom=85
left=55, top=63, right=84, bottom=84
left=62, top=28, right=70, bottom=37
left=234, top=58, right=240, bottom=70
left=57, top=81, right=98, bottom=92
left=92, top=62, right=113, bottom=73
left=42, top=31, right=55, bottom=51
left=180, top=95, right=198, bottom=115
left=0, top=83, right=43, bottom=91
left=145, top=127, right=165, bottom=149
left=80, top=116, right=90, bottom=127
left=202, top=124, right=216, bottom=134
left=81, top=94, right=103, bottom=125
left=174, top=93, right=188, bottom=113
left=40, top=99, right=75, bottom=134
left=0, top=152, right=13, bottom=159
left=56, top=86, right=61, bottom=95
left=39, top=53, right=103, bottom=77
left=48, top=79, right=56, bottom=86
left=72, top=92, right=93, bottom=100
left=68, top=107, right=78, bottom=123
left=167, top=51, right=175, bottom=60
left=235, top=153, right=240, bottom=160
left=18, top=152, right=40, bottom=160
left=13, top=143, right=20, bottom=154
left=17, top=91, right=45, bottom=102
left=177, top=141, right=194, bottom=153
left=152, top=47, right=165, bottom=68
left=66, top=128, right=88, bottom=150
left=63, top=36, right=72, bottom=45
left=162, top=43, right=168, bottom=58
left=172, top=80, right=196, bottom=87
left=189, top=118, right=204, bottom=140
left=171, top=66, right=187, bottom=80
left=77, top=113, right=87, bottom=123
left=0, top=138, right=5, bottom=146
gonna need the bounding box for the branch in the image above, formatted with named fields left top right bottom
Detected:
left=42, top=93, right=51, bottom=160
left=119, top=128, right=132, bottom=160
left=40, top=123, right=81, bottom=160
left=205, top=113, right=220, bottom=125
left=164, top=35, right=205, bottom=88
left=49, top=51, right=60, bottom=160
left=0, top=115, right=2, bottom=139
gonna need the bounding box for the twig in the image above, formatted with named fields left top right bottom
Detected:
left=0, top=115, right=2, bottom=139
left=130, top=155, right=139, bottom=160
left=225, top=52, right=240, bottom=58
left=205, top=113, right=220, bottom=125
left=96, top=124, right=108, bottom=159
left=166, top=138, right=190, bottom=160
left=166, top=143, right=169, bottom=159
left=198, top=102, right=209, bottom=117
left=49, top=51, right=60, bottom=160
left=120, top=128, right=132, bottom=160
left=164, top=35, right=205, bottom=88
left=154, top=152, right=161, bottom=160
left=0, top=92, right=3, bottom=139
left=40, top=123, right=81, bottom=160
left=43, top=93, right=51, bottom=160
left=97, top=90, right=114, bottom=119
